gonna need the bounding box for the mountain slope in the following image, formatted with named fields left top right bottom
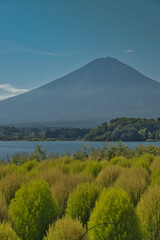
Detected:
left=0, top=57, right=160, bottom=127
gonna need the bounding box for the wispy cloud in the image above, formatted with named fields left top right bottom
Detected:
left=0, top=83, right=29, bottom=100
left=124, top=49, right=133, bottom=53
left=0, top=40, right=78, bottom=56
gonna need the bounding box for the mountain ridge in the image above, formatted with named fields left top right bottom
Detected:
left=0, top=57, right=160, bottom=127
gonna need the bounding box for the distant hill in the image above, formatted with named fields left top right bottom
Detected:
left=85, top=117, right=160, bottom=141
left=0, top=57, right=160, bottom=127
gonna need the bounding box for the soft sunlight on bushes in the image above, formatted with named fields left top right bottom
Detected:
left=83, top=160, right=104, bottom=177
left=137, top=185, right=160, bottom=239
left=114, top=168, right=150, bottom=205
left=51, top=173, right=93, bottom=216
left=96, top=165, right=123, bottom=188
left=151, top=156, right=160, bottom=171
left=110, top=156, right=131, bottom=168
left=0, top=144, right=159, bottom=240
left=0, top=172, right=27, bottom=205
left=9, top=179, right=59, bottom=240
left=66, top=182, right=100, bottom=226
left=151, top=169, right=160, bottom=186
left=0, top=222, right=21, bottom=240
left=44, top=217, right=88, bottom=240
left=88, top=188, right=141, bottom=240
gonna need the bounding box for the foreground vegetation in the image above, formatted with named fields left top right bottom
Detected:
left=1, top=144, right=160, bottom=239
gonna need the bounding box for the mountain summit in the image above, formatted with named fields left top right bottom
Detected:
left=0, top=57, right=160, bottom=127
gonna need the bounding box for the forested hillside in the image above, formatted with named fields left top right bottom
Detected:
left=85, top=117, right=160, bottom=141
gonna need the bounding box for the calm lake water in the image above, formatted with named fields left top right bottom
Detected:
left=0, top=141, right=160, bottom=161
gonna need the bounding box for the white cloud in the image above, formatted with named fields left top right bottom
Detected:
left=124, top=49, right=133, bottom=53
left=0, top=83, right=28, bottom=100
left=0, top=40, right=78, bottom=56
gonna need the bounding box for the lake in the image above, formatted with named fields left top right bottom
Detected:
left=0, top=141, right=160, bottom=161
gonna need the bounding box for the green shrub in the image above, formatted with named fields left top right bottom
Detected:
left=54, top=155, right=73, bottom=165
left=110, top=156, right=131, bottom=168
left=0, top=172, right=27, bottom=205
left=53, top=156, right=73, bottom=174
left=88, top=188, right=141, bottom=240
left=66, top=182, right=100, bottom=226
left=132, top=159, right=151, bottom=173
left=51, top=173, right=93, bottom=216
left=0, top=164, right=17, bottom=180
left=36, top=167, right=63, bottom=187
left=21, top=160, right=38, bottom=172
left=0, top=222, right=21, bottom=240
left=0, top=193, right=8, bottom=222
left=9, top=179, right=59, bottom=240
left=151, top=156, right=160, bottom=171
left=114, top=168, right=149, bottom=205
left=44, top=217, right=88, bottom=240
left=83, top=160, right=104, bottom=177
left=137, top=185, right=160, bottom=239
left=141, top=153, right=154, bottom=165
left=151, top=169, right=160, bottom=186
left=96, top=165, right=123, bottom=188
left=68, top=160, right=86, bottom=174
left=135, top=153, right=154, bottom=165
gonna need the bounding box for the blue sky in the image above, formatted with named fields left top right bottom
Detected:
left=0, top=0, right=160, bottom=99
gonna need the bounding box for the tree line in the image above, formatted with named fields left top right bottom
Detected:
left=0, top=117, right=160, bottom=141
left=85, top=117, right=160, bottom=141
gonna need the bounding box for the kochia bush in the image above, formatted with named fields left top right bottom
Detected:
left=9, top=179, right=59, bottom=240
left=137, top=185, right=160, bottom=239
left=96, top=165, right=122, bottom=188
left=0, top=193, right=8, bottom=222
left=110, top=156, right=131, bottom=168
left=66, top=182, right=100, bottom=226
left=114, top=168, right=149, bottom=205
left=51, top=173, right=93, bottom=216
left=44, top=217, right=88, bottom=240
left=0, top=222, right=21, bottom=240
left=83, top=160, right=104, bottom=177
left=88, top=188, right=141, bottom=240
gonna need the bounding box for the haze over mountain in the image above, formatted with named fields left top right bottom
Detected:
left=0, top=57, right=160, bottom=127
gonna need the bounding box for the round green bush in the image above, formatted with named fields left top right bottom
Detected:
left=9, top=179, right=59, bottom=240
left=110, top=156, right=131, bottom=168
left=138, top=154, right=154, bottom=165
left=0, top=222, right=21, bottom=240
left=44, top=216, right=88, bottom=240
left=88, top=188, right=141, bottom=240
left=96, top=165, right=122, bottom=188
left=137, top=185, right=160, bottom=239
left=114, top=168, right=149, bottom=205
left=132, top=159, right=151, bottom=173
left=21, top=160, right=38, bottom=172
left=67, top=160, right=86, bottom=174
left=0, top=172, right=26, bottom=205
left=66, top=182, right=100, bottom=226
left=51, top=173, right=93, bottom=216
left=83, top=160, right=104, bottom=177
